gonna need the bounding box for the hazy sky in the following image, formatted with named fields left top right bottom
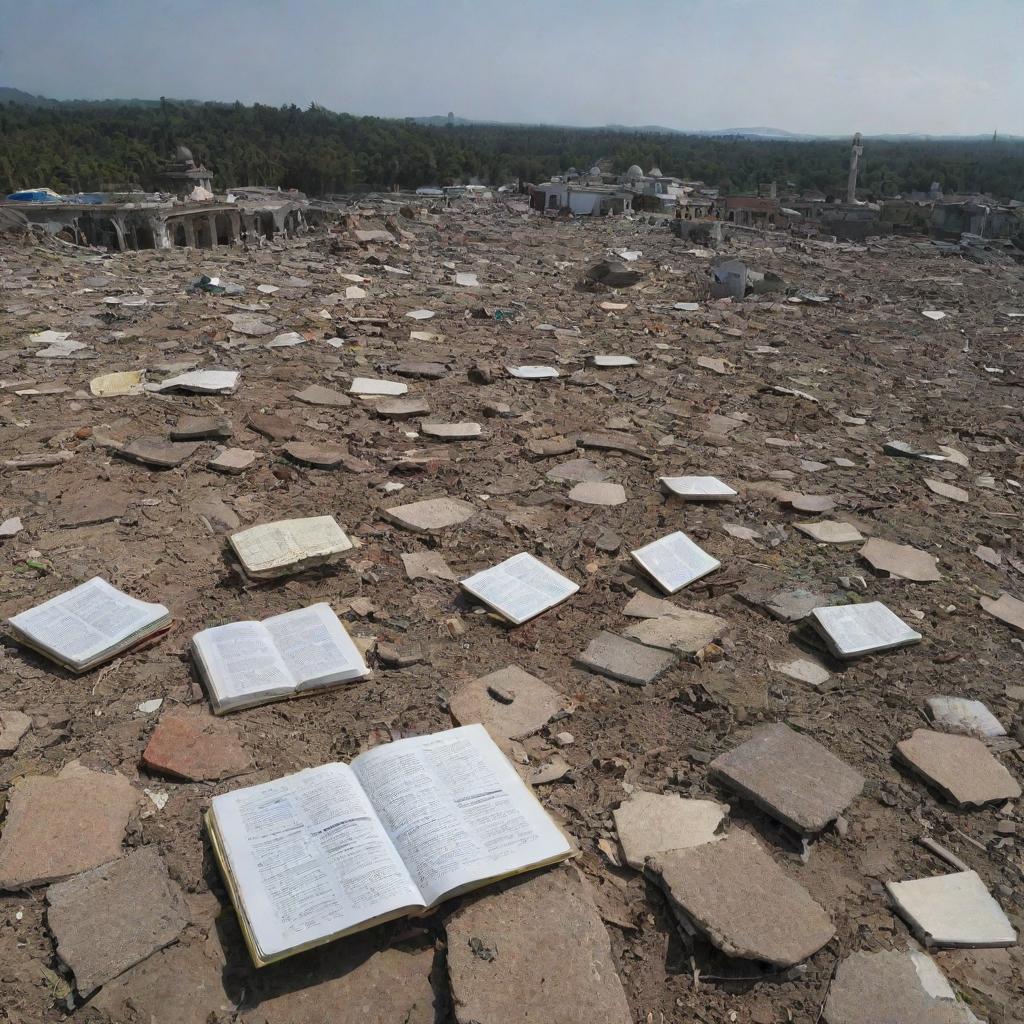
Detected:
left=2, top=0, right=1021, bottom=135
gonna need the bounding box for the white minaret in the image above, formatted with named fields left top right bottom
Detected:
left=847, top=132, right=863, bottom=204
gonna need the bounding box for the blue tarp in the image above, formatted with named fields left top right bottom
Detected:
left=6, top=188, right=63, bottom=203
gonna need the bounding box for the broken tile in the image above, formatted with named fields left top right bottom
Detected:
left=647, top=830, right=834, bottom=967
left=621, top=591, right=687, bottom=619
left=0, top=764, right=136, bottom=889
left=350, top=376, right=408, bottom=396
left=392, top=360, right=447, bottom=379
left=282, top=441, right=347, bottom=469
left=383, top=496, right=476, bottom=532
left=507, top=365, right=559, bottom=379
left=576, top=630, right=677, bottom=685
left=823, top=949, right=982, bottom=1024
left=119, top=438, right=201, bottom=469
left=624, top=610, right=728, bottom=656
left=886, top=871, right=1016, bottom=948
left=613, top=792, right=728, bottom=870
left=142, top=710, right=252, bottom=781
left=448, top=665, right=566, bottom=748
left=293, top=383, right=352, bottom=407
left=769, top=655, right=831, bottom=689
left=46, top=846, right=188, bottom=995
left=546, top=458, right=608, bottom=483
left=401, top=550, right=457, bottom=582
left=795, top=521, right=864, bottom=544
left=375, top=398, right=431, bottom=419
left=209, top=447, right=257, bottom=474
left=810, top=601, right=922, bottom=658
left=861, top=538, right=940, bottom=582
left=925, top=479, right=969, bottom=503
left=926, top=697, right=1006, bottom=738
left=895, top=729, right=1020, bottom=807
left=567, top=481, right=626, bottom=506
left=246, top=413, right=297, bottom=441
left=446, top=867, right=631, bottom=1024
left=709, top=723, right=864, bottom=834
left=170, top=415, right=232, bottom=441
left=783, top=492, right=836, bottom=513
left=979, top=592, right=1024, bottom=634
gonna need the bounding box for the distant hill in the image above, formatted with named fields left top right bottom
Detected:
left=0, top=87, right=58, bottom=107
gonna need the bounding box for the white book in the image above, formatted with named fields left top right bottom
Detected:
left=660, top=475, right=737, bottom=501
left=207, top=724, right=572, bottom=966
left=229, top=516, right=353, bottom=579
left=194, top=603, right=370, bottom=714
left=7, top=577, right=170, bottom=673
left=460, top=552, right=579, bottom=625
left=630, top=531, right=721, bottom=594
left=809, top=601, right=922, bottom=659
left=150, top=369, right=240, bottom=394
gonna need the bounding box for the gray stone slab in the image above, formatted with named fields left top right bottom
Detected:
left=624, top=610, right=728, bottom=656
left=401, top=550, right=457, bottom=582
left=383, top=496, right=476, bottom=532
left=282, top=441, right=347, bottom=469
left=568, top=481, right=627, bottom=506
left=293, top=384, right=352, bottom=407
left=47, top=846, right=188, bottom=995
left=545, top=458, right=609, bottom=483
left=861, top=538, right=941, bottom=582
left=576, top=630, right=676, bottom=685
left=648, top=830, right=834, bottom=967
left=895, top=729, right=1021, bottom=807
left=376, top=397, right=432, bottom=419
left=710, top=723, right=863, bottom=834
left=0, top=708, right=30, bottom=754
left=170, top=415, right=232, bottom=441
left=119, top=438, right=201, bottom=468
left=824, top=949, right=981, bottom=1024
left=446, top=867, right=631, bottom=1024
left=613, top=792, right=728, bottom=870
left=420, top=421, right=483, bottom=440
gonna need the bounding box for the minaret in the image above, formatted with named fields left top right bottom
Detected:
left=847, top=132, right=863, bottom=204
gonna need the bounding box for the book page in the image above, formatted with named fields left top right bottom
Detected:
left=264, top=603, right=368, bottom=688
left=353, top=724, right=571, bottom=907
left=211, top=763, right=421, bottom=961
left=461, top=553, right=579, bottom=625
left=8, top=577, right=167, bottom=666
left=193, top=621, right=296, bottom=705
left=285, top=516, right=353, bottom=557
left=631, top=531, right=720, bottom=594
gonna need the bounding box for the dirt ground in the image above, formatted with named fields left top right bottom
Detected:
left=1, top=200, right=1022, bottom=1022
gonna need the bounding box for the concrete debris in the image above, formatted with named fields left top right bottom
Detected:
left=613, top=792, right=728, bottom=870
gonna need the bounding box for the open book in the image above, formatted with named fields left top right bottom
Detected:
left=228, top=516, right=353, bottom=579
left=6, top=577, right=170, bottom=673
left=207, top=724, right=572, bottom=966
left=194, top=603, right=370, bottom=714
left=460, top=552, right=579, bottom=625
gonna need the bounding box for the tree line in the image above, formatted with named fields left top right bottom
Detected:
left=2, top=98, right=1023, bottom=200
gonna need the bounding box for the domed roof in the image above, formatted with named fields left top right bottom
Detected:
left=589, top=165, right=602, bottom=176
left=648, top=166, right=663, bottom=177
left=175, top=145, right=195, bottom=166
left=625, top=164, right=644, bottom=179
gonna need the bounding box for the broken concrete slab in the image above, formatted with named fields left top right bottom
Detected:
left=567, top=481, right=627, bottom=506
left=282, top=441, right=347, bottom=469
left=420, top=421, right=483, bottom=440
left=383, top=496, right=476, bottom=532
left=621, top=591, right=688, bottom=619
left=613, top=792, right=728, bottom=870
left=392, top=360, right=447, bottom=379
left=895, top=729, right=1020, bottom=807
left=769, top=655, right=831, bottom=689
left=823, top=949, right=983, bottom=1024
left=0, top=764, right=136, bottom=889
left=925, top=478, right=969, bottom=503
left=710, top=723, right=864, bottom=834
left=246, top=413, right=297, bottom=441
left=795, top=521, right=864, bottom=544
left=46, top=846, right=188, bottom=996
left=886, top=870, right=1016, bottom=948
left=209, top=447, right=257, bottom=474
left=119, top=438, right=201, bottom=469
left=446, top=867, right=631, bottom=1024
left=647, top=830, right=834, bottom=967
left=448, top=665, right=566, bottom=748
left=576, top=630, right=676, bottom=686
left=170, top=415, right=232, bottom=441
left=0, top=708, right=31, bottom=754
left=401, top=550, right=457, bottom=582
left=349, top=376, right=408, bottom=396
left=545, top=458, right=609, bottom=483
left=861, top=538, right=941, bottom=582
left=242, top=946, right=436, bottom=1024
left=293, top=383, right=352, bottom=407
left=375, top=397, right=431, bottom=419
left=624, top=610, right=728, bottom=656
left=926, top=697, right=1006, bottom=738
left=142, top=710, right=252, bottom=781
left=979, top=592, right=1024, bottom=634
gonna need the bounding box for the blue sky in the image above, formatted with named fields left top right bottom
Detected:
left=1, top=0, right=1020, bottom=135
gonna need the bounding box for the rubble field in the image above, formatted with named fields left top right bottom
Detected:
left=1, top=201, right=1022, bottom=1023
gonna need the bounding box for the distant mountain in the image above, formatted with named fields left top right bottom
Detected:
left=0, top=87, right=58, bottom=107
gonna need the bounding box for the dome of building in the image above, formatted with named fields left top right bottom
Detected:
left=648, top=166, right=663, bottom=178
left=175, top=145, right=194, bottom=163
left=625, top=164, right=644, bottom=180
left=589, top=165, right=602, bottom=176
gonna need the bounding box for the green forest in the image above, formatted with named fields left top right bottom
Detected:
left=3, top=98, right=1024, bottom=200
